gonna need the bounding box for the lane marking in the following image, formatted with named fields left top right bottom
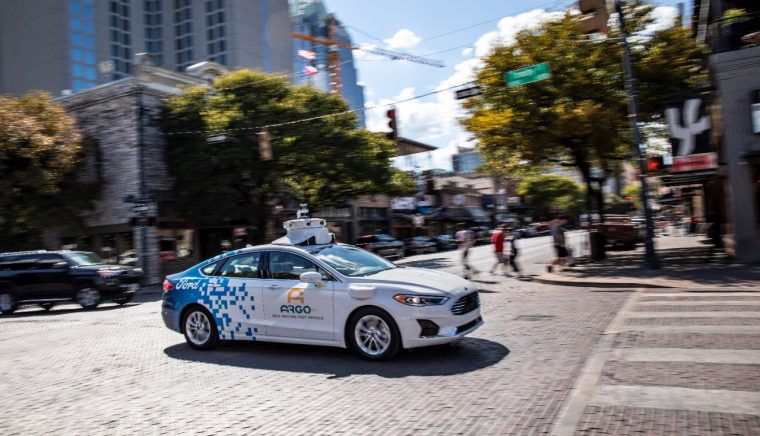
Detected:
left=637, top=301, right=760, bottom=306
left=591, top=385, right=760, bottom=416
left=640, top=292, right=760, bottom=297
left=625, top=312, right=760, bottom=318
left=610, top=348, right=760, bottom=364
left=617, top=325, right=760, bottom=334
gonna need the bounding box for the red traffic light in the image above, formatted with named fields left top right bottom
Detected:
left=386, top=109, right=396, bottom=120
left=646, top=156, right=664, bottom=172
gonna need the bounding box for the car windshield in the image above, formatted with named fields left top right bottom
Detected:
left=311, top=245, right=396, bottom=277
left=63, top=252, right=104, bottom=266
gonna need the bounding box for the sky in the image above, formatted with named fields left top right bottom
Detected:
left=322, top=0, right=689, bottom=170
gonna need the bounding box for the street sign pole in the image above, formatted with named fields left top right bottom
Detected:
left=616, top=0, right=659, bottom=270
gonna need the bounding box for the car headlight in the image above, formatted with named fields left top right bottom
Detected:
left=393, top=294, right=449, bottom=306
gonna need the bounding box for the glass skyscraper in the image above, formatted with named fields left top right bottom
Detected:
left=0, top=0, right=292, bottom=96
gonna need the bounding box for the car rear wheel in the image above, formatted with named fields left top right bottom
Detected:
left=0, top=292, right=17, bottom=315
left=348, top=307, right=401, bottom=361
left=76, top=287, right=101, bottom=310
left=182, top=306, right=219, bottom=350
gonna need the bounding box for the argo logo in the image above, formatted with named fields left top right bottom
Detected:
left=281, top=287, right=312, bottom=314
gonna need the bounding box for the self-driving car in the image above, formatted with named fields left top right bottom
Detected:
left=161, top=206, right=483, bottom=360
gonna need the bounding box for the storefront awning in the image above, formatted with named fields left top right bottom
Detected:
left=660, top=169, right=717, bottom=187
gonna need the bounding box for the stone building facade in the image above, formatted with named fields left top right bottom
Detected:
left=44, top=62, right=209, bottom=284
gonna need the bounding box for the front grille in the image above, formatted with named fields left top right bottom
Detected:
left=456, top=316, right=482, bottom=334
left=451, top=292, right=480, bottom=315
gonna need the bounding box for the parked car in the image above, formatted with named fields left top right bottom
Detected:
left=514, top=227, right=536, bottom=238
left=355, top=234, right=405, bottom=259
left=0, top=250, right=142, bottom=315
left=594, top=214, right=639, bottom=249
left=431, top=234, right=458, bottom=251
left=403, top=236, right=438, bottom=256
left=470, top=226, right=492, bottom=245
left=161, top=212, right=483, bottom=360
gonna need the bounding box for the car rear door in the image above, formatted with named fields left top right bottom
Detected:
left=34, top=253, right=72, bottom=298
left=209, top=252, right=264, bottom=340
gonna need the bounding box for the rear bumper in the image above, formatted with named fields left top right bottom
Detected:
left=161, top=301, right=181, bottom=333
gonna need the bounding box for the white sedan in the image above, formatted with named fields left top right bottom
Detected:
left=161, top=212, right=483, bottom=360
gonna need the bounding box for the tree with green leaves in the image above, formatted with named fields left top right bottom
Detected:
left=0, top=92, right=96, bottom=250
left=517, top=174, right=584, bottom=220
left=462, top=0, right=704, bottom=215
left=161, top=69, right=414, bottom=242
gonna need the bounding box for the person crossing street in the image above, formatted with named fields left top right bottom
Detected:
left=455, top=223, right=478, bottom=279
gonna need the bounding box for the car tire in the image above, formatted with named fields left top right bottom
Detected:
left=76, top=287, right=101, bottom=310
left=182, top=306, right=219, bottom=350
left=348, top=307, right=401, bottom=361
left=38, top=303, right=55, bottom=311
left=0, top=292, right=17, bottom=315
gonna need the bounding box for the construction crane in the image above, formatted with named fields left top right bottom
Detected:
left=292, top=15, right=444, bottom=95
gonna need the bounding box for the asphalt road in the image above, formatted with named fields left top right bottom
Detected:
left=397, top=231, right=589, bottom=278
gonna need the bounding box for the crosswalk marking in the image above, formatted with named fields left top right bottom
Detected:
left=625, top=311, right=760, bottom=318
left=637, top=300, right=760, bottom=306
left=610, top=348, right=760, bottom=364
left=591, top=385, right=760, bottom=415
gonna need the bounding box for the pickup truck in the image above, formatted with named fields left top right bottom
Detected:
left=593, top=214, right=639, bottom=249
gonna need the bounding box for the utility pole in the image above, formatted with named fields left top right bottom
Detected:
left=615, top=0, right=660, bottom=270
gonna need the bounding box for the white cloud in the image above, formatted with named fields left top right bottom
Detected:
left=475, top=9, right=564, bottom=57
left=368, top=8, right=563, bottom=170
left=383, top=29, right=422, bottom=49
left=646, top=6, right=679, bottom=33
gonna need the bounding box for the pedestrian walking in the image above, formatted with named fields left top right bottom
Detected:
left=505, top=227, right=520, bottom=277
left=548, top=215, right=569, bottom=273
left=489, top=224, right=507, bottom=275
left=455, top=223, right=478, bottom=279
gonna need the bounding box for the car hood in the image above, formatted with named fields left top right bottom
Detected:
left=351, top=267, right=474, bottom=296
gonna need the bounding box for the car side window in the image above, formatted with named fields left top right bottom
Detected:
left=216, top=253, right=262, bottom=278
left=267, top=252, right=332, bottom=281
left=200, top=262, right=219, bottom=276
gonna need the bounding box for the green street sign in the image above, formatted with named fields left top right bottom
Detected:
left=505, top=62, right=551, bottom=87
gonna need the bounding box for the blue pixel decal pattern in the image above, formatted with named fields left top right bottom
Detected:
left=195, top=277, right=258, bottom=341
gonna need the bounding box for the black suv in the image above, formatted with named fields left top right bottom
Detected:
left=0, top=250, right=142, bottom=315
left=356, top=234, right=405, bottom=259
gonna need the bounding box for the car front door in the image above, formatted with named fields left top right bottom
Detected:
left=207, top=252, right=264, bottom=340
left=262, top=251, right=335, bottom=341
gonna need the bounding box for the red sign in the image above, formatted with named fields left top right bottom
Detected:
left=672, top=152, right=717, bottom=172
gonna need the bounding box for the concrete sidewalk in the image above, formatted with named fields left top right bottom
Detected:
left=533, top=235, right=760, bottom=289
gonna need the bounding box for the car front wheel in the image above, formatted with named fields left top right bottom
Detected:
left=76, top=287, right=101, bottom=310
left=182, top=306, right=219, bottom=350
left=0, top=292, right=17, bottom=315
left=348, top=307, right=401, bottom=361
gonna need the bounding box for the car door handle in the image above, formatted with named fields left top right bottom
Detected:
left=267, top=284, right=281, bottom=290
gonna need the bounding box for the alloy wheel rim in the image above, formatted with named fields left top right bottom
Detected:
left=186, top=311, right=211, bottom=345
left=0, top=294, right=12, bottom=311
left=77, top=288, right=99, bottom=306
left=355, top=315, right=391, bottom=356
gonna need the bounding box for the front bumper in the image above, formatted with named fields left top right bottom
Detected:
left=398, top=307, right=483, bottom=349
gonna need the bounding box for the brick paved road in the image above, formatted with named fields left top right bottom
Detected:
left=0, top=279, right=627, bottom=435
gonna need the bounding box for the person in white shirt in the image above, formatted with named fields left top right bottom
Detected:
left=455, top=223, right=478, bottom=279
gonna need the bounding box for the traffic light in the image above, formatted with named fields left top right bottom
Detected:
left=646, top=156, right=664, bottom=172
left=257, top=131, right=272, bottom=161
left=386, top=109, right=397, bottom=140
left=578, top=0, right=610, bottom=36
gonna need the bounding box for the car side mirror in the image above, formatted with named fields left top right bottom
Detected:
left=300, top=271, right=324, bottom=287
